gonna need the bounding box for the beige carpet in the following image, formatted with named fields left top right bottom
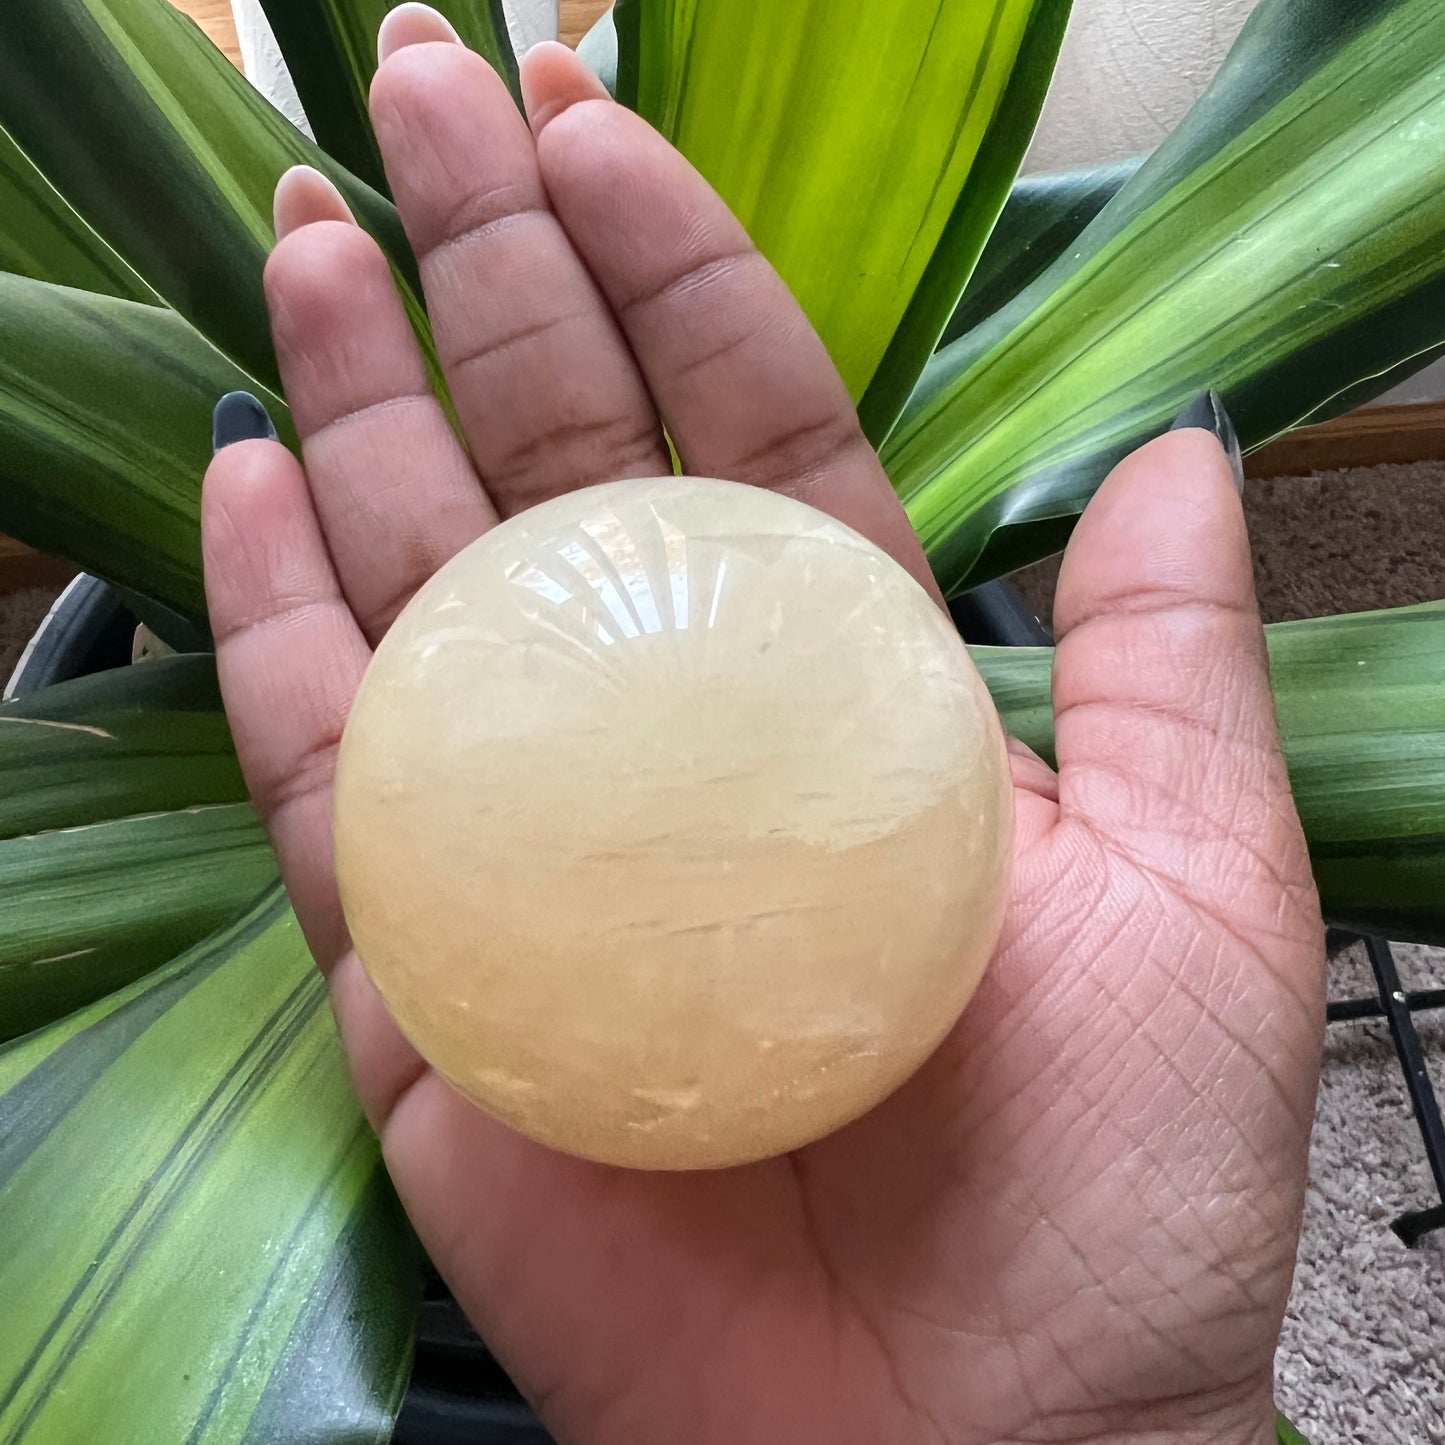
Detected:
left=4, top=460, right=1444, bottom=1442
left=1278, top=940, right=1445, bottom=1443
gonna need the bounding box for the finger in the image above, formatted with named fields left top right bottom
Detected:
left=273, top=163, right=355, bottom=234
left=523, top=45, right=934, bottom=595
left=370, top=17, right=670, bottom=515
left=202, top=420, right=371, bottom=968
left=266, top=167, right=495, bottom=644
left=1050, top=408, right=1313, bottom=923
left=1008, top=748, right=1060, bottom=860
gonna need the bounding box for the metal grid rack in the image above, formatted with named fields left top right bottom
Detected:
left=1327, top=933, right=1445, bottom=1245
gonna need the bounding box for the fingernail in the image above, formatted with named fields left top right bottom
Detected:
left=213, top=392, right=278, bottom=454
left=273, top=164, right=355, bottom=242
left=378, top=3, right=462, bottom=64
left=1171, top=389, right=1244, bottom=493
left=520, top=41, right=611, bottom=131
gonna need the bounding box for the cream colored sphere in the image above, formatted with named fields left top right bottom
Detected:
left=334, top=477, right=1013, bottom=1170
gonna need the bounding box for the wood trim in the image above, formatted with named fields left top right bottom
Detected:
left=561, top=0, right=610, bottom=45
left=0, top=539, right=76, bottom=595
left=174, top=0, right=241, bottom=66
left=1247, top=402, right=1445, bottom=478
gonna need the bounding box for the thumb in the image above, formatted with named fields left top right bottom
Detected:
left=1050, top=393, right=1310, bottom=913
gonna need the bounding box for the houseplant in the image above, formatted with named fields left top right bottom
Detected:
left=1, top=0, right=1443, bottom=1438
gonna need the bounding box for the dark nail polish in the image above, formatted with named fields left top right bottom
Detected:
left=1170, top=388, right=1243, bottom=493
left=212, top=391, right=278, bottom=454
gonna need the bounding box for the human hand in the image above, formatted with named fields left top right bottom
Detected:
left=202, top=12, right=1325, bottom=1444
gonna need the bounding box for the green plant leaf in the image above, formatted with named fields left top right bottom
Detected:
left=973, top=602, right=1445, bottom=944
left=0, top=0, right=418, bottom=394
left=889, top=0, right=1445, bottom=595
left=939, top=156, right=1143, bottom=349
left=257, top=0, right=519, bottom=196
left=1276, top=1412, right=1312, bottom=1445
left=967, top=644, right=1056, bottom=765
left=614, top=0, right=1072, bottom=443
left=0, top=888, right=417, bottom=1439
left=0, top=124, right=155, bottom=302
left=1270, top=602, right=1445, bottom=945
left=0, top=802, right=276, bottom=1042
left=0, top=656, right=245, bottom=841
left=0, top=655, right=264, bottom=1038
left=0, top=273, right=294, bottom=626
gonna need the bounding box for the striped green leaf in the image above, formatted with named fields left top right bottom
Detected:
left=973, top=602, right=1445, bottom=944
left=0, top=889, right=416, bottom=1440
left=969, top=642, right=1055, bottom=765
left=0, top=274, right=293, bottom=627
left=0, top=803, right=276, bottom=1043
left=0, top=0, right=417, bottom=394
left=0, top=125, right=154, bottom=302
left=1271, top=602, right=1445, bottom=945
left=614, top=0, right=1072, bottom=443
left=889, top=0, right=1445, bottom=595
left=0, top=656, right=244, bottom=841
left=258, top=0, right=519, bottom=195
left=0, top=657, right=263, bottom=1040
left=939, top=156, right=1143, bottom=349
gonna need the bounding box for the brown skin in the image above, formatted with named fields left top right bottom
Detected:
left=202, top=15, right=1324, bottom=1445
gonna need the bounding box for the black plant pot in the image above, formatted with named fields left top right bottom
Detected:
left=10, top=571, right=1048, bottom=1441
left=947, top=577, right=1052, bottom=648
left=3, top=575, right=139, bottom=698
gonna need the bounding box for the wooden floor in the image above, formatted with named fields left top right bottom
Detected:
left=177, top=0, right=240, bottom=64
left=561, top=0, right=610, bottom=45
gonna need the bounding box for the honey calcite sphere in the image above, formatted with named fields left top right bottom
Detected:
left=334, top=476, right=1013, bottom=1170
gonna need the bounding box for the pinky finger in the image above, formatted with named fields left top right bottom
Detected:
left=202, top=395, right=372, bottom=970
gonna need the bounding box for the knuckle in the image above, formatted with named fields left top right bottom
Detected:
left=419, top=184, right=551, bottom=266
left=728, top=410, right=870, bottom=489
left=255, top=731, right=344, bottom=822
left=487, top=411, right=664, bottom=501
left=617, top=243, right=758, bottom=321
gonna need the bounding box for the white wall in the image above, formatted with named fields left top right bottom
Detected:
left=1025, top=0, right=1259, bottom=173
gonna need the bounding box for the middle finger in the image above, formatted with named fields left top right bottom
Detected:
left=370, top=19, right=671, bottom=514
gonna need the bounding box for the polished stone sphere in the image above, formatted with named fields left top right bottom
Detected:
left=334, top=476, right=1013, bottom=1170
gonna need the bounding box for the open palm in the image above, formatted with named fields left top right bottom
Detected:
left=202, top=19, right=1324, bottom=1445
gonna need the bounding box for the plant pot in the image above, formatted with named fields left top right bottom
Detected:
left=10, top=569, right=1044, bottom=1443
left=3, top=574, right=138, bottom=700
left=947, top=577, right=1052, bottom=647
